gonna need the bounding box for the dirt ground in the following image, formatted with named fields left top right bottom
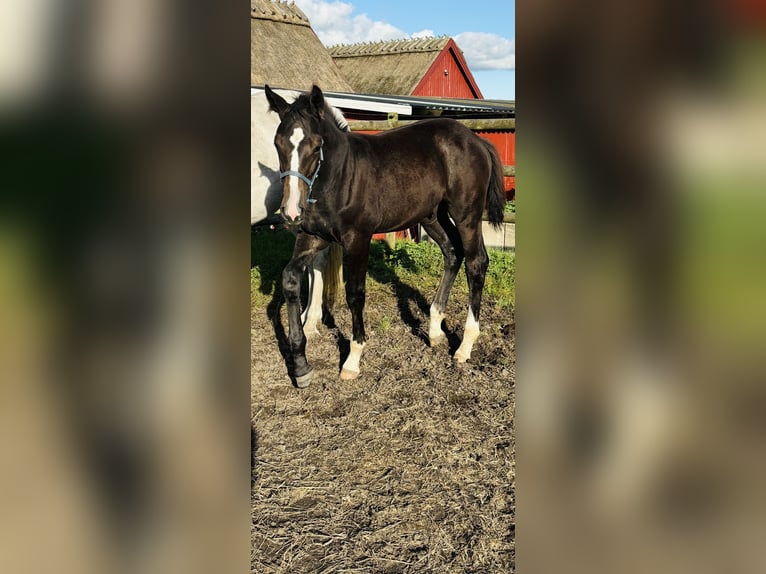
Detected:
left=252, top=270, right=515, bottom=573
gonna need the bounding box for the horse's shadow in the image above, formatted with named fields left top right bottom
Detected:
left=266, top=288, right=344, bottom=380
left=250, top=225, right=294, bottom=296
left=251, top=226, right=312, bottom=382
left=366, top=241, right=462, bottom=354
left=258, top=236, right=461, bottom=380
left=256, top=161, right=284, bottom=217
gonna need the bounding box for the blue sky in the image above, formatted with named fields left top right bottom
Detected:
left=294, top=0, right=515, bottom=100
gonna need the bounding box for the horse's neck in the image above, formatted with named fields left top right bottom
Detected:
left=319, top=124, right=351, bottom=178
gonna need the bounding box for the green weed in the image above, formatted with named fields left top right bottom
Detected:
left=251, top=233, right=515, bottom=311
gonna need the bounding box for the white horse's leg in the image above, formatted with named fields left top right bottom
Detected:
left=302, top=248, right=327, bottom=337
left=340, top=341, right=365, bottom=380
left=454, top=308, right=480, bottom=363
left=429, top=303, right=446, bottom=346
left=453, top=228, right=488, bottom=363
left=340, top=341, right=367, bottom=381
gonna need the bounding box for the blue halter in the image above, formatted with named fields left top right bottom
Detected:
left=279, top=139, right=323, bottom=204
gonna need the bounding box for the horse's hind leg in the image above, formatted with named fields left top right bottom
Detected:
left=421, top=208, right=464, bottom=346
left=454, top=222, right=490, bottom=363
left=339, top=231, right=371, bottom=380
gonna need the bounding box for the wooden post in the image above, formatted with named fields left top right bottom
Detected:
left=384, top=232, right=396, bottom=249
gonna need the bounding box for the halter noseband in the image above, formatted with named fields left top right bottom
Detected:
left=279, top=139, right=323, bottom=204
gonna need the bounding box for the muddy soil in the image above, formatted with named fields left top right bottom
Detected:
left=252, top=275, right=515, bottom=573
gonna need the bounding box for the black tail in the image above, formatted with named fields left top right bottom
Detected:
left=481, top=139, right=506, bottom=230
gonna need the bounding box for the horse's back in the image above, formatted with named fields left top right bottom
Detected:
left=358, top=118, right=491, bottom=184
left=341, top=118, right=492, bottom=232
left=359, top=118, right=488, bottom=169
left=373, top=117, right=474, bottom=143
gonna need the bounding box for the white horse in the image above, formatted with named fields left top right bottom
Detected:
left=251, top=87, right=344, bottom=335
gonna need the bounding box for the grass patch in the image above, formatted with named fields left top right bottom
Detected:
left=377, top=314, right=393, bottom=333
left=251, top=230, right=515, bottom=311
left=370, top=239, right=515, bottom=310
left=486, top=248, right=516, bottom=309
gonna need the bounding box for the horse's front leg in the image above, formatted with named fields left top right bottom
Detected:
left=283, top=233, right=329, bottom=387
left=340, top=232, right=372, bottom=380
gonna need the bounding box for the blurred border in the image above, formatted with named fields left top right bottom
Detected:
left=517, top=1, right=766, bottom=573
left=0, top=2, right=251, bottom=573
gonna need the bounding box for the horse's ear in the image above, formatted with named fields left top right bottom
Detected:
left=265, top=85, right=289, bottom=119
left=309, top=85, right=325, bottom=120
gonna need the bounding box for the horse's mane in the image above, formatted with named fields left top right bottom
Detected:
left=330, top=105, right=350, bottom=132
left=291, top=92, right=350, bottom=133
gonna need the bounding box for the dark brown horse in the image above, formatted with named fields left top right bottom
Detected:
left=265, top=85, right=505, bottom=387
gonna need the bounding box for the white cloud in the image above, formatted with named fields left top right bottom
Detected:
left=454, top=32, right=515, bottom=71
left=411, top=29, right=435, bottom=39
left=295, top=0, right=407, bottom=46
left=292, top=1, right=516, bottom=74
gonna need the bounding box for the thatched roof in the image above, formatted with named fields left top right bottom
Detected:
left=251, top=0, right=353, bottom=92
left=329, top=37, right=452, bottom=96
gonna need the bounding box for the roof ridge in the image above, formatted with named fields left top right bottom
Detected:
left=251, top=0, right=310, bottom=27
left=328, top=36, right=451, bottom=57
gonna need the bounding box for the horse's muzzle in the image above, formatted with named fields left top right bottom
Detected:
left=280, top=212, right=302, bottom=230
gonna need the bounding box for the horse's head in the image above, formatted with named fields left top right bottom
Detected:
left=265, top=84, right=329, bottom=226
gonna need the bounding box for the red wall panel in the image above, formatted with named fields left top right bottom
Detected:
left=476, top=131, right=515, bottom=199
left=412, top=49, right=478, bottom=99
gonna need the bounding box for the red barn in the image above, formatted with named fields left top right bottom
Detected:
left=329, top=37, right=482, bottom=99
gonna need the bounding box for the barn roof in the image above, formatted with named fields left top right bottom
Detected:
left=250, top=0, right=353, bottom=92
left=251, top=86, right=515, bottom=119
left=326, top=91, right=515, bottom=117
left=329, top=37, right=458, bottom=96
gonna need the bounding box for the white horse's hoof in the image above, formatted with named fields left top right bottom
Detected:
left=429, top=333, right=446, bottom=347
left=339, top=368, right=359, bottom=381
left=454, top=351, right=470, bottom=363
left=340, top=341, right=365, bottom=380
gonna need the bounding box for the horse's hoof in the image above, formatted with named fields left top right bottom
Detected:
left=454, top=351, right=469, bottom=364
left=339, top=368, right=359, bottom=381
left=429, top=334, right=446, bottom=347
left=295, top=370, right=313, bottom=388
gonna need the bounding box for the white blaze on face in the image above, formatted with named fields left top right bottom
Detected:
left=284, top=127, right=304, bottom=220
